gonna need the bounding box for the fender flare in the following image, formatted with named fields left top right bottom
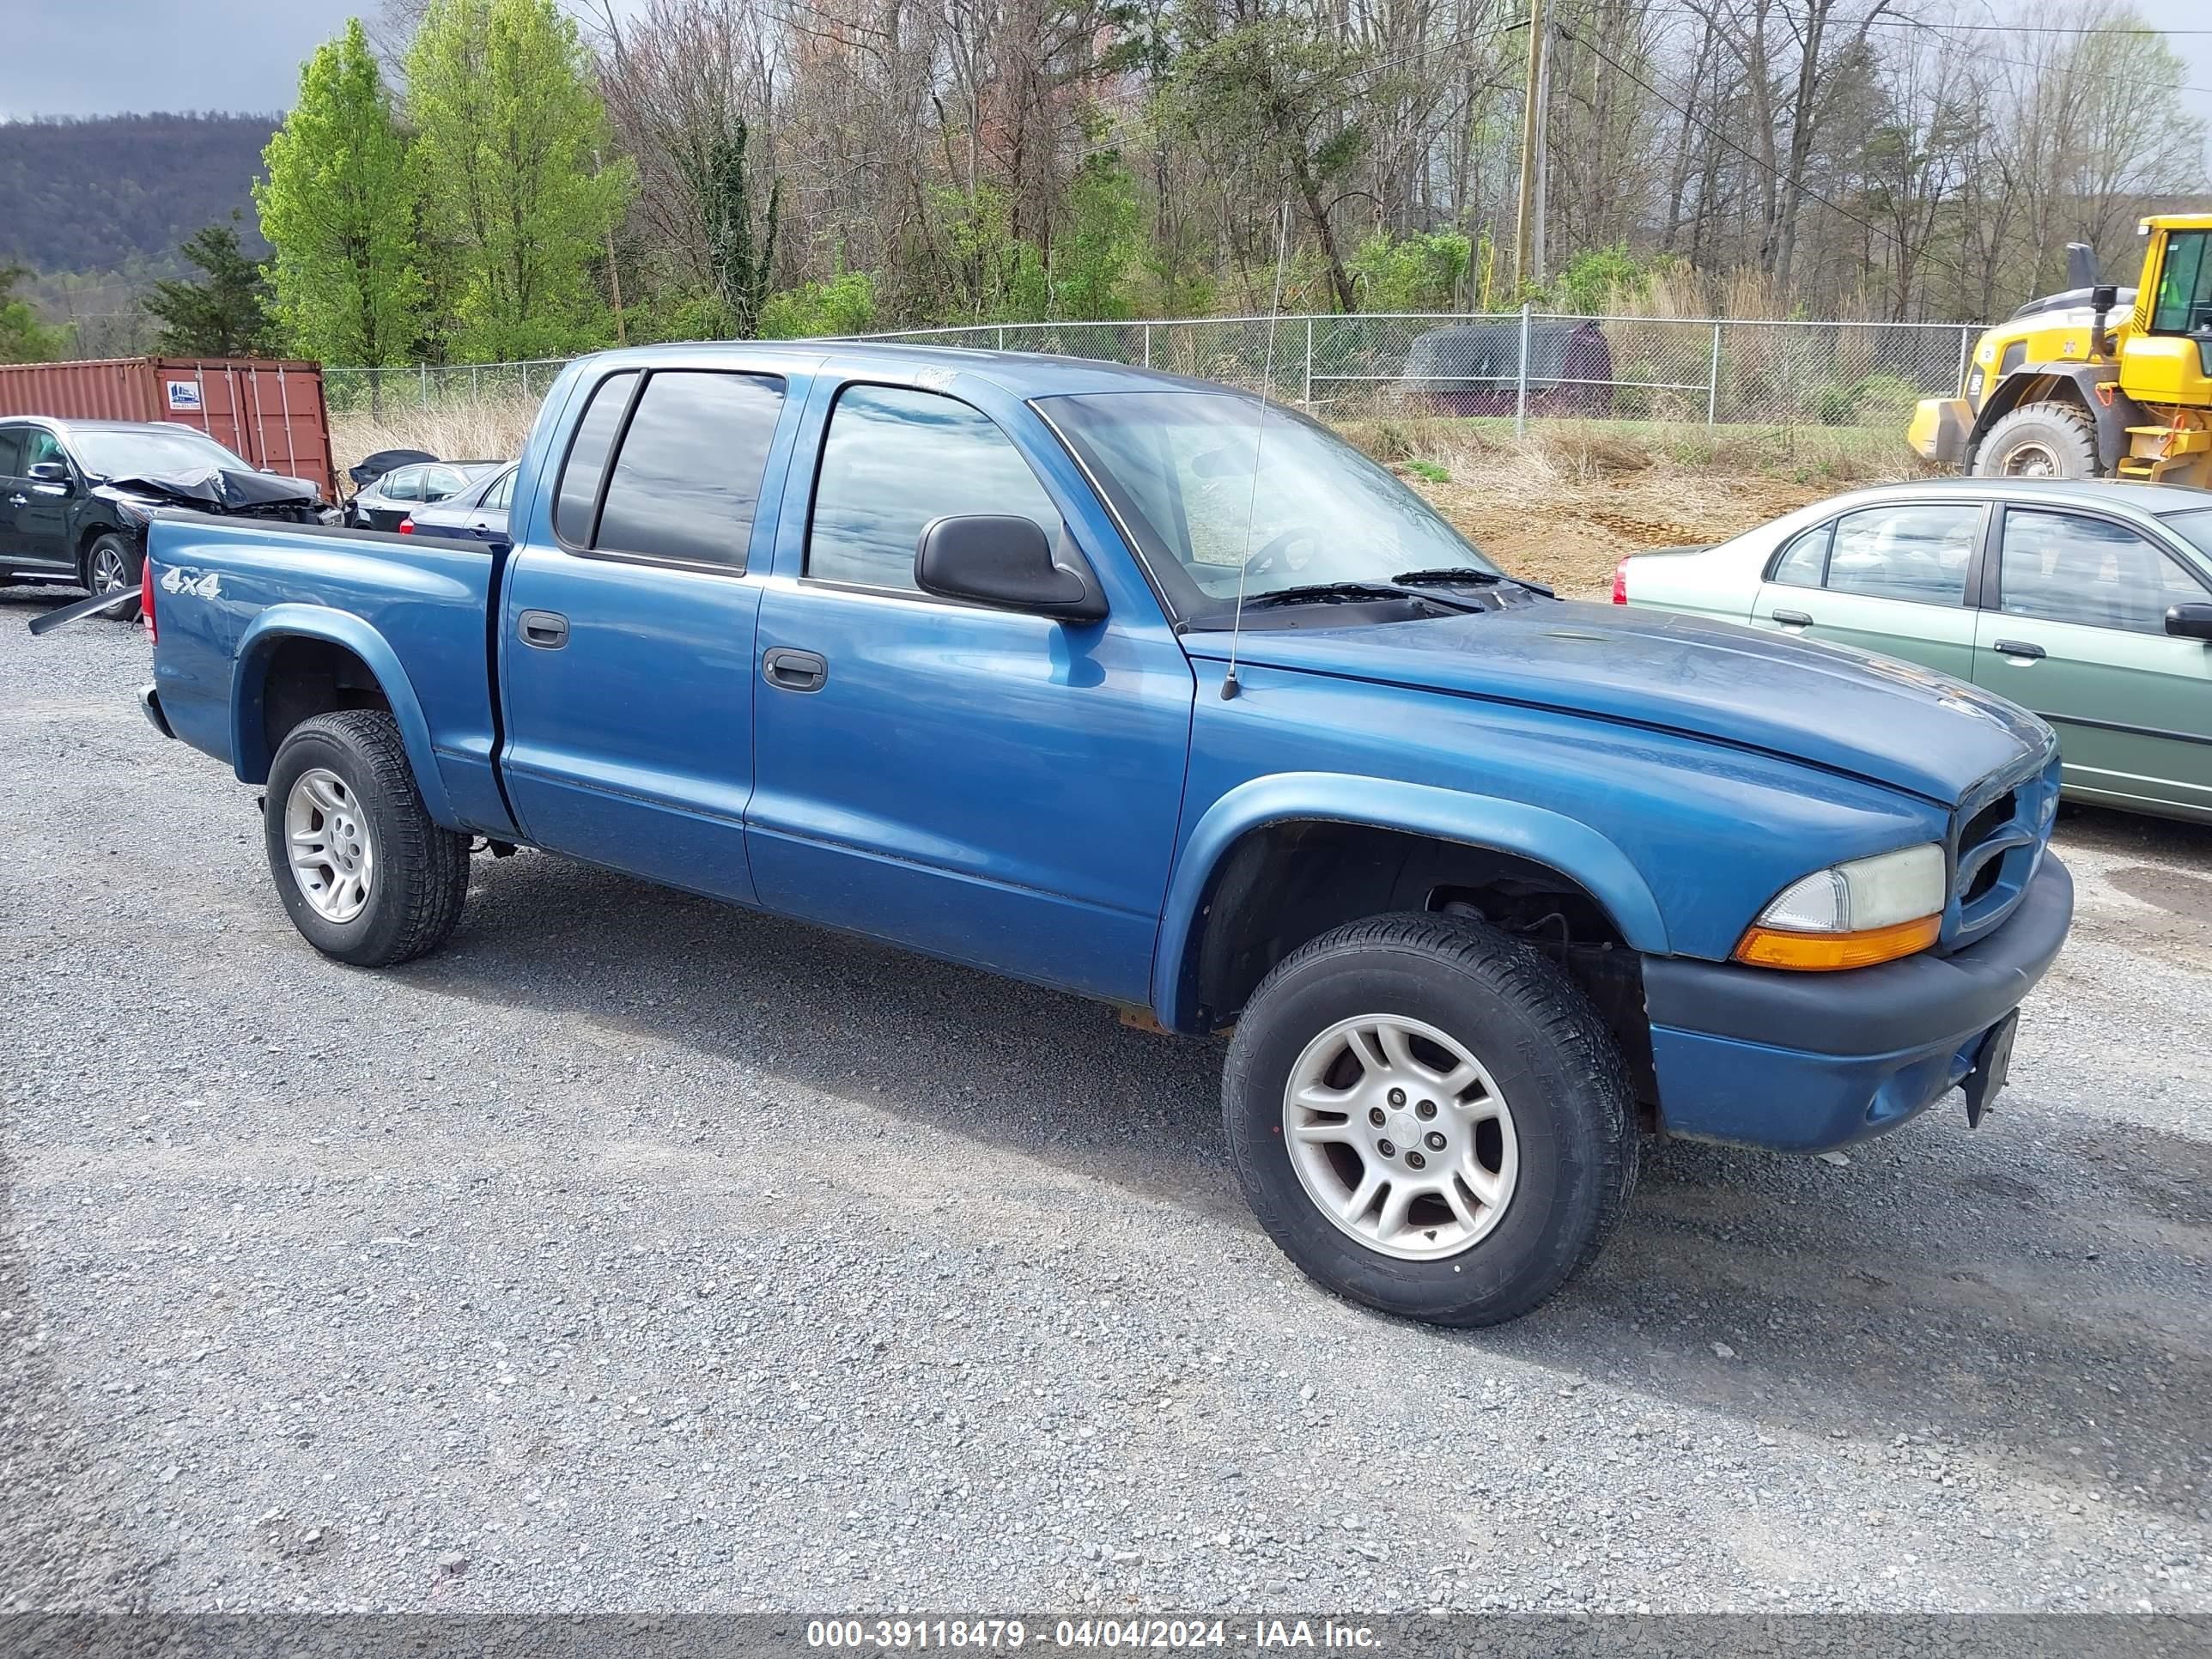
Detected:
left=1149, top=772, right=1669, bottom=1030
left=231, top=605, right=455, bottom=825
left=1969, top=362, right=2141, bottom=472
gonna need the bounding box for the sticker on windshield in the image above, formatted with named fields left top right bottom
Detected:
left=159, top=567, right=221, bottom=601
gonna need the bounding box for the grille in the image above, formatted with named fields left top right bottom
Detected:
left=1947, top=753, right=2058, bottom=949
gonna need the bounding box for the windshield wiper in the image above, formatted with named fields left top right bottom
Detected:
left=1392, top=566, right=1556, bottom=598
left=1236, top=581, right=1486, bottom=615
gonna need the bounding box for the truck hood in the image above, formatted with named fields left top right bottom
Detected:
left=1193, top=600, right=2052, bottom=805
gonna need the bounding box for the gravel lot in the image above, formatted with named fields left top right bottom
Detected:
left=3, top=590, right=2208, bottom=1617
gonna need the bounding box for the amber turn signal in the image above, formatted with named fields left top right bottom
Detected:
left=1732, top=913, right=1942, bottom=972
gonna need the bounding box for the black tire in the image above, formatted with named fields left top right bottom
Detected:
left=1223, top=910, right=1638, bottom=1327
left=1972, top=402, right=2102, bottom=480
left=82, top=533, right=142, bottom=622
left=263, top=709, right=471, bottom=967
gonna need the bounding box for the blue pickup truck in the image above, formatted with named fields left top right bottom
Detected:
left=136, top=342, right=2072, bottom=1326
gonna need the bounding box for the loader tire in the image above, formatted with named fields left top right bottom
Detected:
left=1972, top=402, right=2103, bottom=480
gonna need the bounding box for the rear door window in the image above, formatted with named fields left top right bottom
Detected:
left=1998, top=508, right=2207, bottom=633
left=0, top=428, right=24, bottom=477
left=483, top=470, right=515, bottom=512
left=1769, top=523, right=1832, bottom=587
left=553, top=370, right=640, bottom=544
left=1823, top=503, right=1981, bottom=605
left=589, top=371, right=787, bottom=569
left=381, top=466, right=424, bottom=503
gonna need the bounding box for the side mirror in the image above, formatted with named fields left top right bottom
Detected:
left=27, top=460, right=71, bottom=488
left=914, top=514, right=1107, bottom=623
left=2166, top=602, right=2212, bottom=641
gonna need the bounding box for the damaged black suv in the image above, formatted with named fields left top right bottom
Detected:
left=0, top=417, right=331, bottom=619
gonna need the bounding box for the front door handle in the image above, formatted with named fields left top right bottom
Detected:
left=7, top=494, right=25, bottom=507
left=763, top=647, right=828, bottom=692
left=518, top=609, right=569, bottom=649
left=1992, top=639, right=2045, bottom=661
left=1771, top=607, right=1813, bottom=628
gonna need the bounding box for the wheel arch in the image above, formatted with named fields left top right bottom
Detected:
left=232, top=606, right=453, bottom=824
left=1967, top=363, right=2138, bottom=472
left=1152, top=774, right=1668, bottom=1036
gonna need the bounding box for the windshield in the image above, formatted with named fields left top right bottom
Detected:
left=1042, top=391, right=1498, bottom=618
left=2164, top=508, right=2212, bottom=561
left=71, top=427, right=254, bottom=480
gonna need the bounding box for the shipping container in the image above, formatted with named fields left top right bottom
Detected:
left=0, top=357, right=336, bottom=499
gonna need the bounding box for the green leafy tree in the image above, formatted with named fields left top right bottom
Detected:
left=1048, top=155, right=1142, bottom=321
left=1348, top=230, right=1472, bottom=313
left=0, top=264, right=71, bottom=363
left=758, top=269, right=877, bottom=340
left=144, top=212, right=276, bottom=356
left=254, top=21, right=423, bottom=368
left=1163, top=12, right=1377, bottom=313
left=408, top=0, right=634, bottom=360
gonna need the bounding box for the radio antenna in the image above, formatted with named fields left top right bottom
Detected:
left=1220, top=198, right=1293, bottom=702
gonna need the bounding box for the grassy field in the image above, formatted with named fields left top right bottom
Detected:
left=331, top=401, right=1929, bottom=599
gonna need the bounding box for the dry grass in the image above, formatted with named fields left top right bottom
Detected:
left=331, top=399, right=541, bottom=478
left=334, top=394, right=1923, bottom=599
left=1342, top=415, right=1935, bottom=596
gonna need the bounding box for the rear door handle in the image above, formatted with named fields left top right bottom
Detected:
left=763, top=647, right=828, bottom=692
left=1992, top=639, right=2045, bottom=660
left=7, top=494, right=24, bottom=507
left=1771, top=608, right=1813, bottom=628
left=518, top=609, right=569, bottom=649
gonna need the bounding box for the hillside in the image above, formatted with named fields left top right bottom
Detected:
left=0, top=112, right=276, bottom=276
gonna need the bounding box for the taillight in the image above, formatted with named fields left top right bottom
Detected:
left=142, top=553, right=156, bottom=642
left=1610, top=558, right=1629, bottom=605
left=398, top=518, right=415, bottom=534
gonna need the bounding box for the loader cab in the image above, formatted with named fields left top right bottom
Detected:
left=2129, top=223, right=2212, bottom=405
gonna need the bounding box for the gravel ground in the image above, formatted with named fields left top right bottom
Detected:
left=2, top=590, right=2208, bottom=1617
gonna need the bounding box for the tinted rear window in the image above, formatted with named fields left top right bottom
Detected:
left=592, top=371, right=786, bottom=568
left=554, top=370, right=639, bottom=544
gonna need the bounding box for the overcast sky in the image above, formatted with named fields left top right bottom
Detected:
left=1, top=0, right=2206, bottom=123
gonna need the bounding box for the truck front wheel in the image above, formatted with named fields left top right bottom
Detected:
left=263, top=709, right=471, bottom=967
left=1222, top=911, right=1638, bottom=1326
left=1972, top=402, right=2103, bottom=479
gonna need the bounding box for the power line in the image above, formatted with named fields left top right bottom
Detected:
left=1868, top=16, right=2212, bottom=34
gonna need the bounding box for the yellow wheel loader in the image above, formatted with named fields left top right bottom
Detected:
left=1909, top=214, right=2212, bottom=489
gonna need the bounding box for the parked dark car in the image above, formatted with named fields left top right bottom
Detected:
left=0, top=416, right=329, bottom=617
left=401, top=462, right=517, bottom=550
left=347, top=460, right=504, bottom=532
left=1401, top=320, right=1613, bottom=416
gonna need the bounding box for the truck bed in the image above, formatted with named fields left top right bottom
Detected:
left=146, top=514, right=517, bottom=838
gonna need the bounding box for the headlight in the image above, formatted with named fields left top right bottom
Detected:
left=1734, top=844, right=1945, bottom=971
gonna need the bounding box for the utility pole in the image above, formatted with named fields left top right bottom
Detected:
left=1513, top=0, right=1549, bottom=294
left=595, top=148, right=628, bottom=346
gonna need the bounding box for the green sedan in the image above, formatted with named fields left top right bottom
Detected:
left=1616, top=478, right=2212, bottom=823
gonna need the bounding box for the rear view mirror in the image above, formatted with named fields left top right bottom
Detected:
left=914, top=515, right=1107, bottom=623
left=2166, top=602, right=2212, bottom=641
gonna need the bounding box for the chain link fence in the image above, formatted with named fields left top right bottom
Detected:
left=328, top=312, right=1981, bottom=435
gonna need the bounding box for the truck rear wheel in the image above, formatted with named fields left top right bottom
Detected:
left=263, top=709, right=471, bottom=967
left=1222, top=911, right=1638, bottom=1327
left=1972, top=402, right=2102, bottom=479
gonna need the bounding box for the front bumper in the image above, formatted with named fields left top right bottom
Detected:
left=1640, top=854, right=2073, bottom=1152
left=1908, top=396, right=1971, bottom=465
